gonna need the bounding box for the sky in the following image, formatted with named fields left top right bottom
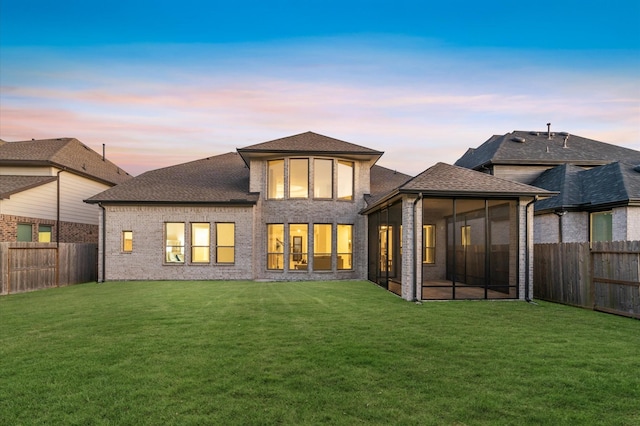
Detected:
left=1, top=0, right=639, bottom=176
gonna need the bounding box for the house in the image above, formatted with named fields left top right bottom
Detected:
left=0, top=138, right=132, bottom=243
left=454, top=128, right=640, bottom=243
left=86, top=132, right=553, bottom=301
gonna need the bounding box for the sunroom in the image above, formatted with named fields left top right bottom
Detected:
left=363, top=163, right=554, bottom=301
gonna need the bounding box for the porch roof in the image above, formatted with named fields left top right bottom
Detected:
left=362, top=162, right=555, bottom=214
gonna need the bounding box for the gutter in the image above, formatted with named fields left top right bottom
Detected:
left=412, top=193, right=423, bottom=301
left=99, top=203, right=106, bottom=283
left=524, top=196, right=538, bottom=303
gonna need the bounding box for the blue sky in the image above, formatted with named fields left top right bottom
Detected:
left=1, top=0, right=639, bottom=175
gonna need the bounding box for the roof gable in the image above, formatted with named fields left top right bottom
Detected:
left=237, top=131, right=383, bottom=166
left=0, top=138, right=132, bottom=185
left=0, top=175, right=57, bottom=199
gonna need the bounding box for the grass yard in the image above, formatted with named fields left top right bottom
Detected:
left=1, top=281, right=639, bottom=425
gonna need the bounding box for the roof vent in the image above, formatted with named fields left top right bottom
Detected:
left=511, top=136, right=526, bottom=143
left=634, top=164, right=640, bottom=173
left=529, top=131, right=540, bottom=136
left=562, top=134, right=570, bottom=148
left=547, top=123, right=553, bottom=140
left=559, top=132, right=569, bottom=136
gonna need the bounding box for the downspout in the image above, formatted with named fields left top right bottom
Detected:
left=99, top=203, right=106, bottom=283
left=56, top=168, right=66, bottom=245
left=412, top=193, right=423, bottom=302
left=55, top=168, right=66, bottom=288
left=524, top=196, right=538, bottom=303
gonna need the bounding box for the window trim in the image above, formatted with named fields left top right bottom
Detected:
left=165, top=222, right=185, bottom=264
left=215, top=222, right=235, bottom=264
left=423, top=224, right=436, bottom=264
left=191, top=222, right=211, bottom=264
left=336, top=160, right=354, bottom=201
left=313, top=158, right=334, bottom=200
left=17, top=223, right=33, bottom=242
left=590, top=210, right=613, bottom=243
left=289, top=158, right=309, bottom=199
left=337, top=223, right=354, bottom=271
left=122, top=230, right=133, bottom=253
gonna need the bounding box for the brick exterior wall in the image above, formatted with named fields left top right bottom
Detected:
left=100, top=205, right=254, bottom=281
left=0, top=214, right=98, bottom=243
left=622, top=207, right=640, bottom=241
left=99, top=155, right=373, bottom=282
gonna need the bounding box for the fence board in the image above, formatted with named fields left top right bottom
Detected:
left=535, top=241, right=640, bottom=318
left=0, top=243, right=97, bottom=295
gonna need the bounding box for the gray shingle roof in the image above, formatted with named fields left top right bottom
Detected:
left=401, top=163, right=554, bottom=196
left=363, top=162, right=554, bottom=213
left=0, top=175, right=57, bottom=199
left=366, top=165, right=413, bottom=206
left=238, top=131, right=383, bottom=154
left=532, top=162, right=640, bottom=212
left=86, top=152, right=257, bottom=204
left=0, top=138, right=132, bottom=185
left=455, top=130, right=640, bottom=169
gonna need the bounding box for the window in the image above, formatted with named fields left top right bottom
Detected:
left=337, top=224, right=353, bottom=270
left=38, top=225, right=52, bottom=243
left=165, top=223, right=185, bottom=263
left=268, top=160, right=285, bottom=199
left=267, top=224, right=284, bottom=270
left=423, top=225, right=435, bottom=264
left=337, top=160, right=354, bottom=200
left=191, top=223, right=210, bottom=263
left=216, top=223, right=235, bottom=263
left=461, top=225, right=471, bottom=247
left=313, top=224, right=332, bottom=271
left=17, top=223, right=32, bottom=242
left=591, top=211, right=613, bottom=243
left=314, top=159, right=333, bottom=198
left=122, top=231, right=133, bottom=252
left=289, top=159, right=309, bottom=198
left=289, top=224, right=308, bottom=270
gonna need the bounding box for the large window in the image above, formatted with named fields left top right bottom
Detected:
left=216, top=223, right=235, bottom=263
left=267, top=224, right=284, bottom=270
left=337, top=160, right=354, bottom=200
left=337, top=224, right=353, bottom=270
left=268, top=160, right=285, bottom=199
left=289, top=159, right=309, bottom=198
left=165, top=222, right=185, bottom=263
left=423, top=225, right=435, bottom=264
left=591, top=211, right=613, bottom=243
left=191, top=223, right=210, bottom=263
left=38, top=225, right=52, bottom=243
left=314, top=159, right=333, bottom=198
left=314, top=224, right=332, bottom=271
left=122, top=231, right=133, bottom=252
left=17, top=223, right=32, bottom=242
left=289, top=224, right=308, bottom=270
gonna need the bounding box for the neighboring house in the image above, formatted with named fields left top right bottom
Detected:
left=0, top=138, right=132, bottom=243
left=86, top=132, right=553, bottom=301
left=455, top=129, right=640, bottom=243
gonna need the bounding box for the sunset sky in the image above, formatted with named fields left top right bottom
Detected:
left=1, top=0, right=639, bottom=176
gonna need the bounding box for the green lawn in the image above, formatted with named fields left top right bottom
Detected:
left=1, top=281, right=638, bottom=425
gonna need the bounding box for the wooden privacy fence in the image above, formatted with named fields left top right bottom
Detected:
left=534, top=241, right=640, bottom=319
left=0, top=242, right=97, bottom=295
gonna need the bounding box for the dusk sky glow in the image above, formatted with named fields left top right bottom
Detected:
left=1, top=1, right=638, bottom=176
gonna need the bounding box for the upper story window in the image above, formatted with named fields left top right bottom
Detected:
left=268, top=157, right=354, bottom=201
left=289, top=159, right=309, bottom=198
left=268, top=160, right=285, bottom=200
left=314, top=159, right=333, bottom=199
left=337, top=160, right=354, bottom=201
